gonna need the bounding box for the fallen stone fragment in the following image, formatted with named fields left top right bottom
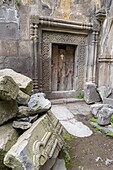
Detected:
left=51, top=105, right=92, bottom=137
left=97, top=86, right=112, bottom=101
left=90, top=103, right=108, bottom=118
left=28, top=93, right=51, bottom=115
left=103, top=97, right=113, bottom=106
left=17, top=106, right=30, bottom=118
left=84, top=82, right=101, bottom=104
left=17, top=117, right=29, bottom=122
left=29, top=114, right=38, bottom=123
left=51, top=158, right=67, bottom=170
left=0, top=100, right=18, bottom=125
left=90, top=121, right=113, bottom=134
left=51, top=105, right=74, bottom=121
left=17, top=114, right=38, bottom=124
left=0, top=69, right=33, bottom=95
left=60, top=120, right=93, bottom=137
left=105, top=158, right=113, bottom=166
left=97, top=106, right=113, bottom=125
left=4, top=111, right=64, bottom=170
left=16, top=90, right=30, bottom=105
left=13, top=121, right=31, bottom=130
left=95, top=157, right=103, bottom=162
left=0, top=123, right=19, bottom=169
left=0, top=76, right=19, bottom=101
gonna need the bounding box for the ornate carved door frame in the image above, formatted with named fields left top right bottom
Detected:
left=30, top=16, right=99, bottom=98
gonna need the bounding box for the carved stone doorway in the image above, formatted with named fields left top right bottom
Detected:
left=51, top=44, right=76, bottom=91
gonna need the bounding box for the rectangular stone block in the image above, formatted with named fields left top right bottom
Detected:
left=0, top=22, right=19, bottom=39
left=4, top=56, right=32, bottom=78
left=0, top=40, right=18, bottom=56
left=19, top=40, right=30, bottom=57
left=4, top=111, right=64, bottom=170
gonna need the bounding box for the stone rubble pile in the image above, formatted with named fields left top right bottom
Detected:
left=0, top=69, right=64, bottom=170
left=84, top=82, right=113, bottom=135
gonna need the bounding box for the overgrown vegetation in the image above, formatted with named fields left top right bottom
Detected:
left=76, top=91, right=84, bottom=99
left=89, top=117, right=97, bottom=123
left=63, top=132, right=75, bottom=169
left=89, top=116, right=113, bottom=137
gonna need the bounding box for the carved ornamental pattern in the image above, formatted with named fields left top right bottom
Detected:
left=42, top=31, right=87, bottom=92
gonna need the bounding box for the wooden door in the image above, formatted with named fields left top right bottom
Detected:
left=51, top=44, right=75, bottom=91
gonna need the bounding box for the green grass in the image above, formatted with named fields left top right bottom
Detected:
left=76, top=92, right=84, bottom=99
left=63, top=132, right=75, bottom=169
left=89, top=117, right=97, bottom=123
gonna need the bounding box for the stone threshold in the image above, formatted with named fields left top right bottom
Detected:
left=50, top=98, right=84, bottom=105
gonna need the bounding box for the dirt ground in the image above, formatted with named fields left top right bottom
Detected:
left=65, top=113, right=113, bottom=170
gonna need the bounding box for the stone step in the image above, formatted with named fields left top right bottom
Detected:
left=50, top=98, right=84, bottom=105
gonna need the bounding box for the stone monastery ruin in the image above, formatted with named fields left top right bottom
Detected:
left=0, top=0, right=113, bottom=169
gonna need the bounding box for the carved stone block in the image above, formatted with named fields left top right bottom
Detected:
left=4, top=111, right=64, bottom=170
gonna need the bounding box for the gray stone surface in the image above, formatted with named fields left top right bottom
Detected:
left=16, top=90, right=30, bottom=105
left=29, top=114, right=38, bottom=123
left=40, top=158, right=56, bottom=170
left=97, top=86, right=112, bottom=101
left=90, top=103, right=106, bottom=118
left=0, top=123, right=19, bottom=169
left=103, top=96, right=113, bottom=106
left=13, top=121, right=31, bottom=130
left=0, top=22, right=19, bottom=40
left=28, top=93, right=51, bottom=115
left=51, top=105, right=92, bottom=137
left=4, top=111, right=64, bottom=170
left=84, top=82, right=101, bottom=104
left=51, top=105, right=74, bottom=121
left=17, top=106, right=29, bottom=118
left=0, top=100, right=18, bottom=125
left=51, top=158, right=67, bottom=170
left=0, top=69, right=33, bottom=95
left=97, top=106, right=113, bottom=125
left=0, top=40, right=18, bottom=56
left=0, top=76, right=19, bottom=101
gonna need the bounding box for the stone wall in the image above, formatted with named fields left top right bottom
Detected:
left=98, top=0, right=113, bottom=88
left=0, top=0, right=32, bottom=78
left=0, top=0, right=97, bottom=72
left=0, top=0, right=112, bottom=94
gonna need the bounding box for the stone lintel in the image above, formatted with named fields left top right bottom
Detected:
left=39, top=16, right=93, bottom=32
